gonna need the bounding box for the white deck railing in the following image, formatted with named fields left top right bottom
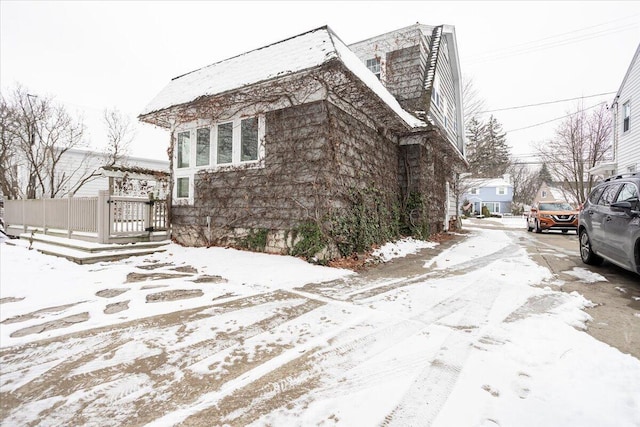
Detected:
left=3, top=190, right=168, bottom=243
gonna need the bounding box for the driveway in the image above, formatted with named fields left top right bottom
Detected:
left=1, top=223, right=639, bottom=426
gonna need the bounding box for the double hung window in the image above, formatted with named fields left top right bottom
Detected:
left=366, top=58, right=381, bottom=80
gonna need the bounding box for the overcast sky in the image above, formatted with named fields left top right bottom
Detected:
left=1, top=1, right=638, bottom=162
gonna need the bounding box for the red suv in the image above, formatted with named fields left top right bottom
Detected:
left=527, top=202, right=579, bottom=234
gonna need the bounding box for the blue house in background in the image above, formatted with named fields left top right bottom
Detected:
left=461, top=174, right=513, bottom=216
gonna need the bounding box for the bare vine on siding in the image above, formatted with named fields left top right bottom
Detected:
left=144, top=61, right=464, bottom=256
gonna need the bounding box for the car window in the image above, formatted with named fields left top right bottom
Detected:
left=615, top=182, right=639, bottom=209
left=597, top=184, right=622, bottom=206
left=539, top=202, right=572, bottom=210
left=588, top=186, right=605, bottom=204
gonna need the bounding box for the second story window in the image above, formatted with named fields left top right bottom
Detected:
left=497, top=186, right=507, bottom=195
left=470, top=187, right=479, bottom=195
left=623, top=101, right=630, bottom=132
left=431, top=74, right=442, bottom=110
left=366, top=58, right=381, bottom=80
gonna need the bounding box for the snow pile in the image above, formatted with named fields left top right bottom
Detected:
left=370, top=237, right=438, bottom=262
left=564, top=267, right=608, bottom=283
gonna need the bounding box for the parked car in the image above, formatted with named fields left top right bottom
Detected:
left=527, top=201, right=579, bottom=234
left=578, top=173, right=640, bottom=275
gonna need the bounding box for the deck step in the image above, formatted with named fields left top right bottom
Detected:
left=14, top=233, right=169, bottom=264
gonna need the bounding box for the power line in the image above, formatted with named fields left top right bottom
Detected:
left=468, top=14, right=638, bottom=59
left=467, top=15, right=639, bottom=64
left=469, top=23, right=637, bottom=64
left=479, top=91, right=616, bottom=113
left=505, top=101, right=607, bottom=133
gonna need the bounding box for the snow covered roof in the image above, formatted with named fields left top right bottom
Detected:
left=466, top=176, right=513, bottom=188
left=140, top=26, right=424, bottom=129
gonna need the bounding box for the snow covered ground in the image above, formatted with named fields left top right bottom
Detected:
left=1, top=227, right=639, bottom=426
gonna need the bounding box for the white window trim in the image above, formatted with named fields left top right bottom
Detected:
left=496, top=186, right=507, bottom=195
left=173, top=114, right=266, bottom=205
left=623, top=101, right=631, bottom=132
left=174, top=176, right=191, bottom=201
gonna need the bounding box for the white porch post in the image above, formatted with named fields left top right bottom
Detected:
left=97, top=190, right=110, bottom=244
left=67, top=194, right=72, bottom=239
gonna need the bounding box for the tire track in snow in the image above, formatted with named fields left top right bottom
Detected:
left=184, top=274, right=505, bottom=425
left=381, top=282, right=503, bottom=426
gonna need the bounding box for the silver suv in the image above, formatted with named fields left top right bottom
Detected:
left=578, top=173, right=640, bottom=275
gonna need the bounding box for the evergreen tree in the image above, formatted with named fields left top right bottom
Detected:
left=537, top=162, right=553, bottom=186
left=481, top=115, right=510, bottom=177
left=465, top=116, right=484, bottom=173
left=464, top=115, right=511, bottom=177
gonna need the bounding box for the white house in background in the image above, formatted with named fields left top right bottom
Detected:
left=9, top=147, right=169, bottom=199
left=61, top=149, right=169, bottom=197
left=591, top=43, right=640, bottom=177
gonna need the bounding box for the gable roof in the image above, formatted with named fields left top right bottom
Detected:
left=140, top=26, right=424, bottom=129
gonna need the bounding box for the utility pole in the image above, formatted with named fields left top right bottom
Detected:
left=26, top=94, right=37, bottom=199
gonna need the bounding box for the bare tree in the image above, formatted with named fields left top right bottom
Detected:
left=508, top=163, right=539, bottom=213
left=103, top=107, right=134, bottom=166
left=0, top=85, right=95, bottom=198
left=67, top=108, right=136, bottom=195
left=0, top=95, right=22, bottom=199
left=537, top=103, right=611, bottom=205
left=462, top=75, right=487, bottom=126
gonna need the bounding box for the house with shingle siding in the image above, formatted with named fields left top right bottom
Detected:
left=139, top=24, right=467, bottom=257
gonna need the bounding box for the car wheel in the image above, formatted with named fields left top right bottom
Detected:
left=527, top=222, right=532, bottom=232
left=535, top=220, right=542, bottom=233
left=579, top=229, right=603, bottom=265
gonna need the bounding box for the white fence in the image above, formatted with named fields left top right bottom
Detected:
left=4, top=190, right=168, bottom=243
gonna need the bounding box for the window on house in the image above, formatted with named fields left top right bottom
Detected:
left=497, top=186, right=507, bottom=195
left=196, top=128, right=210, bottom=166
left=241, top=117, right=258, bottom=162
left=623, top=101, right=630, bottom=132
left=431, top=75, right=441, bottom=109
left=177, top=131, right=190, bottom=168
left=542, top=190, right=547, bottom=198
left=217, top=122, right=233, bottom=164
left=470, top=187, right=479, bottom=195
left=176, top=177, right=189, bottom=198
left=483, top=202, right=500, bottom=213
left=366, top=58, right=381, bottom=80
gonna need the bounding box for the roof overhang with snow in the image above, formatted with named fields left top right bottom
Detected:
left=139, top=26, right=425, bottom=132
